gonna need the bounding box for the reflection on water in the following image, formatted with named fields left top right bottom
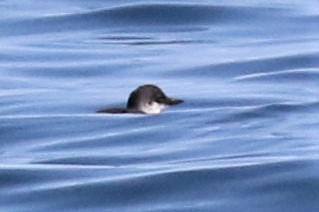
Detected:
left=1, top=0, right=319, bottom=211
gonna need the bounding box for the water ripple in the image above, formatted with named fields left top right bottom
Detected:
left=1, top=1, right=319, bottom=211
left=0, top=3, right=286, bottom=36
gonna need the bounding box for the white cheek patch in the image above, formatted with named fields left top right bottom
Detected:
left=140, top=102, right=167, bottom=114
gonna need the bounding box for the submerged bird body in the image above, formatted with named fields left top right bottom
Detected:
left=98, top=84, right=183, bottom=114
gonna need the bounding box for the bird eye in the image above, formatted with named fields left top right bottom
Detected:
left=155, top=96, right=164, bottom=102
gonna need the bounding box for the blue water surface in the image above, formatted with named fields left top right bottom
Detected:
left=1, top=0, right=319, bottom=211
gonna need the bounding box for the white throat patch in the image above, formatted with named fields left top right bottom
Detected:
left=140, top=102, right=167, bottom=114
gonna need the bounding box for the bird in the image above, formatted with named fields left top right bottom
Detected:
left=97, top=84, right=183, bottom=114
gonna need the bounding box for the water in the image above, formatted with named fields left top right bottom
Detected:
left=1, top=0, right=319, bottom=211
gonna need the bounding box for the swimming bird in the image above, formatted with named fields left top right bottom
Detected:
left=97, top=84, right=183, bottom=114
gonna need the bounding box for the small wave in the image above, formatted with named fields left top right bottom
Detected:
left=216, top=101, right=319, bottom=123
left=94, top=4, right=266, bottom=25
left=33, top=155, right=164, bottom=166
left=101, top=39, right=205, bottom=46
left=234, top=68, right=319, bottom=83
left=177, top=53, right=319, bottom=79
left=1, top=159, right=312, bottom=210
left=0, top=3, right=284, bottom=36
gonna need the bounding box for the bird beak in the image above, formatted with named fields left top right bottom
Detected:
left=158, top=97, right=183, bottom=105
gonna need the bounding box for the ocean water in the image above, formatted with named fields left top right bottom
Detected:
left=1, top=0, right=319, bottom=211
